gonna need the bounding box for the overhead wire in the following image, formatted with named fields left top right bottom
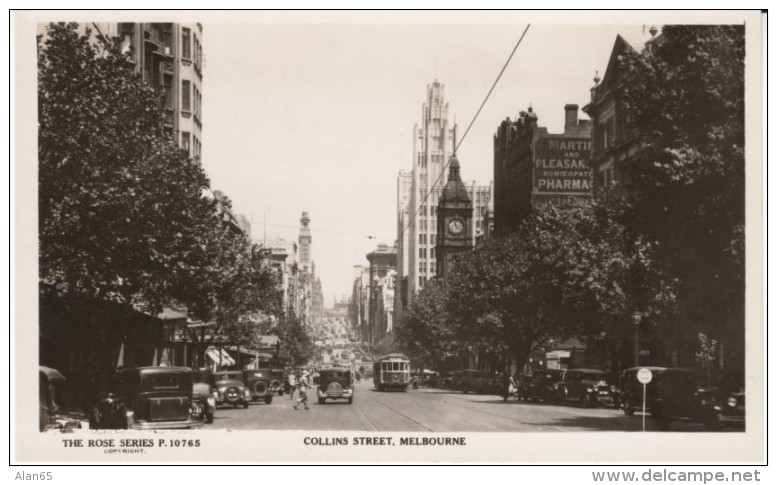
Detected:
left=399, top=24, right=531, bottom=240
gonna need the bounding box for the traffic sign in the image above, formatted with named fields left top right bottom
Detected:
left=637, top=368, right=653, bottom=384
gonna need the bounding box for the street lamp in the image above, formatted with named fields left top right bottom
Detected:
left=633, top=312, right=642, bottom=367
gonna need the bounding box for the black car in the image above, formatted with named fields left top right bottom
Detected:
left=91, top=366, right=202, bottom=430
left=317, top=367, right=354, bottom=404
left=527, top=369, right=564, bottom=402
left=618, top=367, right=668, bottom=416
left=651, top=368, right=745, bottom=431
left=560, top=369, right=615, bottom=407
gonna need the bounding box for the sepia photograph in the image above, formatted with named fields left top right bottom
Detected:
left=11, top=9, right=765, bottom=465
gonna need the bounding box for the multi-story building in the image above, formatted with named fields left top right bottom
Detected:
left=493, top=104, right=592, bottom=234
left=350, top=265, right=371, bottom=341
left=298, top=211, right=312, bottom=273
left=396, top=81, right=491, bottom=316
left=68, top=22, right=205, bottom=159
left=366, top=243, right=397, bottom=343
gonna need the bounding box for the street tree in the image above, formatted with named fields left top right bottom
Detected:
left=397, top=278, right=458, bottom=370
left=620, top=25, right=745, bottom=374
left=38, top=23, right=213, bottom=313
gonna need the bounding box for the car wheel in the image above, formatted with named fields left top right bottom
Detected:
left=243, top=401, right=249, bottom=409
left=205, top=413, right=213, bottom=424
left=89, top=409, right=100, bottom=430
left=583, top=394, right=593, bottom=408
left=264, top=396, right=273, bottom=405
left=348, top=397, right=353, bottom=404
left=318, top=397, right=325, bottom=404
left=624, top=398, right=635, bottom=416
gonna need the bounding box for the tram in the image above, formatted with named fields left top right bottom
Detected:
left=373, top=353, right=411, bottom=391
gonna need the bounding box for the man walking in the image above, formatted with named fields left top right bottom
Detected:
left=293, top=370, right=310, bottom=410
left=288, top=371, right=298, bottom=400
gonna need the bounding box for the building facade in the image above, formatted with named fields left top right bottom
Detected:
left=71, top=22, right=205, bottom=159
left=436, top=156, right=473, bottom=278
left=493, top=104, right=592, bottom=234
left=366, top=244, right=397, bottom=343
left=396, top=81, right=491, bottom=316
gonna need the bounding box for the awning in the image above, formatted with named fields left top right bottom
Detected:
left=206, top=347, right=236, bottom=366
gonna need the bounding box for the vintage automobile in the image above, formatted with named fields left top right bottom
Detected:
left=190, top=368, right=216, bottom=424
left=618, top=366, right=668, bottom=416
left=459, top=369, right=500, bottom=394
left=270, top=368, right=285, bottom=396
left=559, top=369, right=615, bottom=407
left=440, top=372, right=454, bottom=389
left=650, top=368, right=745, bottom=431
left=513, top=373, right=533, bottom=400
left=212, top=371, right=252, bottom=408
left=527, top=369, right=565, bottom=402
left=242, top=369, right=274, bottom=404
left=90, top=366, right=203, bottom=430
left=39, top=366, right=85, bottom=432
left=317, top=367, right=354, bottom=404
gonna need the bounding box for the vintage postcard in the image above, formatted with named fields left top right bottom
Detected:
left=12, top=9, right=765, bottom=464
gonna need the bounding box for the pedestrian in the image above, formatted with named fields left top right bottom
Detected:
left=288, top=372, right=298, bottom=400
left=293, top=370, right=310, bottom=410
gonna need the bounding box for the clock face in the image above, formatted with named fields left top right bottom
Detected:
left=448, top=218, right=464, bottom=235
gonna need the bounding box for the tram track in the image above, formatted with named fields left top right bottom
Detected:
left=399, top=389, right=567, bottom=432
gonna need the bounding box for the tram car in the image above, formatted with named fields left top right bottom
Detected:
left=373, top=353, right=411, bottom=391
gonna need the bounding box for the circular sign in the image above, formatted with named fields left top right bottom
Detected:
left=637, top=368, right=653, bottom=384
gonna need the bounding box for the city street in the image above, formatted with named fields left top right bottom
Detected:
left=207, top=379, right=711, bottom=432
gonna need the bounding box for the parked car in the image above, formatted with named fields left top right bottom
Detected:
left=450, top=370, right=464, bottom=390
left=513, top=373, right=533, bottom=400
left=191, top=368, right=216, bottom=424
left=527, top=369, right=565, bottom=402
left=212, top=371, right=251, bottom=408
left=242, top=369, right=274, bottom=404
left=651, top=368, right=745, bottom=431
left=560, top=369, right=615, bottom=407
left=317, top=367, right=354, bottom=404
left=39, top=366, right=85, bottom=432
left=90, top=366, right=203, bottom=430
left=618, top=367, right=669, bottom=416
left=440, top=372, right=454, bottom=389
left=459, top=369, right=500, bottom=394
left=270, top=368, right=285, bottom=396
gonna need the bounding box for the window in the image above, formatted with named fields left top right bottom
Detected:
left=182, top=28, right=191, bottom=58
left=181, top=132, right=190, bottom=154
left=430, top=248, right=435, bottom=259
left=605, top=118, right=615, bottom=147
left=430, top=234, right=435, bottom=245
left=181, top=80, right=191, bottom=111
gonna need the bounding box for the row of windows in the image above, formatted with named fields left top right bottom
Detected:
left=418, top=247, right=436, bottom=259
left=419, top=261, right=437, bottom=275
left=181, top=27, right=203, bottom=68
left=181, top=131, right=200, bottom=159
left=419, top=234, right=438, bottom=245
left=181, top=80, right=202, bottom=118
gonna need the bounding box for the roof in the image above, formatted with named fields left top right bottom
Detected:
left=439, top=156, right=472, bottom=205
left=375, top=353, right=410, bottom=361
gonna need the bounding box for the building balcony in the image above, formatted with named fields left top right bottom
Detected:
left=143, top=24, right=162, bottom=49
left=163, top=56, right=175, bottom=75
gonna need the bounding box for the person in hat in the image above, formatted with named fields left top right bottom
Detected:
left=293, top=370, right=311, bottom=410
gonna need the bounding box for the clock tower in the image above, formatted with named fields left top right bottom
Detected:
left=436, top=154, right=473, bottom=278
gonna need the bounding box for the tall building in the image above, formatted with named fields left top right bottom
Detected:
left=67, top=22, right=205, bottom=159
left=298, top=211, right=312, bottom=272
left=493, top=104, right=592, bottom=234
left=395, top=81, right=491, bottom=315
left=366, top=243, right=397, bottom=343
left=436, top=156, right=473, bottom=278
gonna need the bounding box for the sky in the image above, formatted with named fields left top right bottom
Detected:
left=198, top=14, right=655, bottom=306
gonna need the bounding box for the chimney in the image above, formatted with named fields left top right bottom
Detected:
left=564, top=104, right=579, bottom=131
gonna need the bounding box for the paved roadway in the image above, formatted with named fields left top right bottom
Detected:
left=206, top=379, right=722, bottom=432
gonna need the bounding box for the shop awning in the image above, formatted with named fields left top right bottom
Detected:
left=206, top=347, right=235, bottom=366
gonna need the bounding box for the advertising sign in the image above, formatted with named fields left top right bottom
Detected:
left=532, top=137, right=593, bottom=194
